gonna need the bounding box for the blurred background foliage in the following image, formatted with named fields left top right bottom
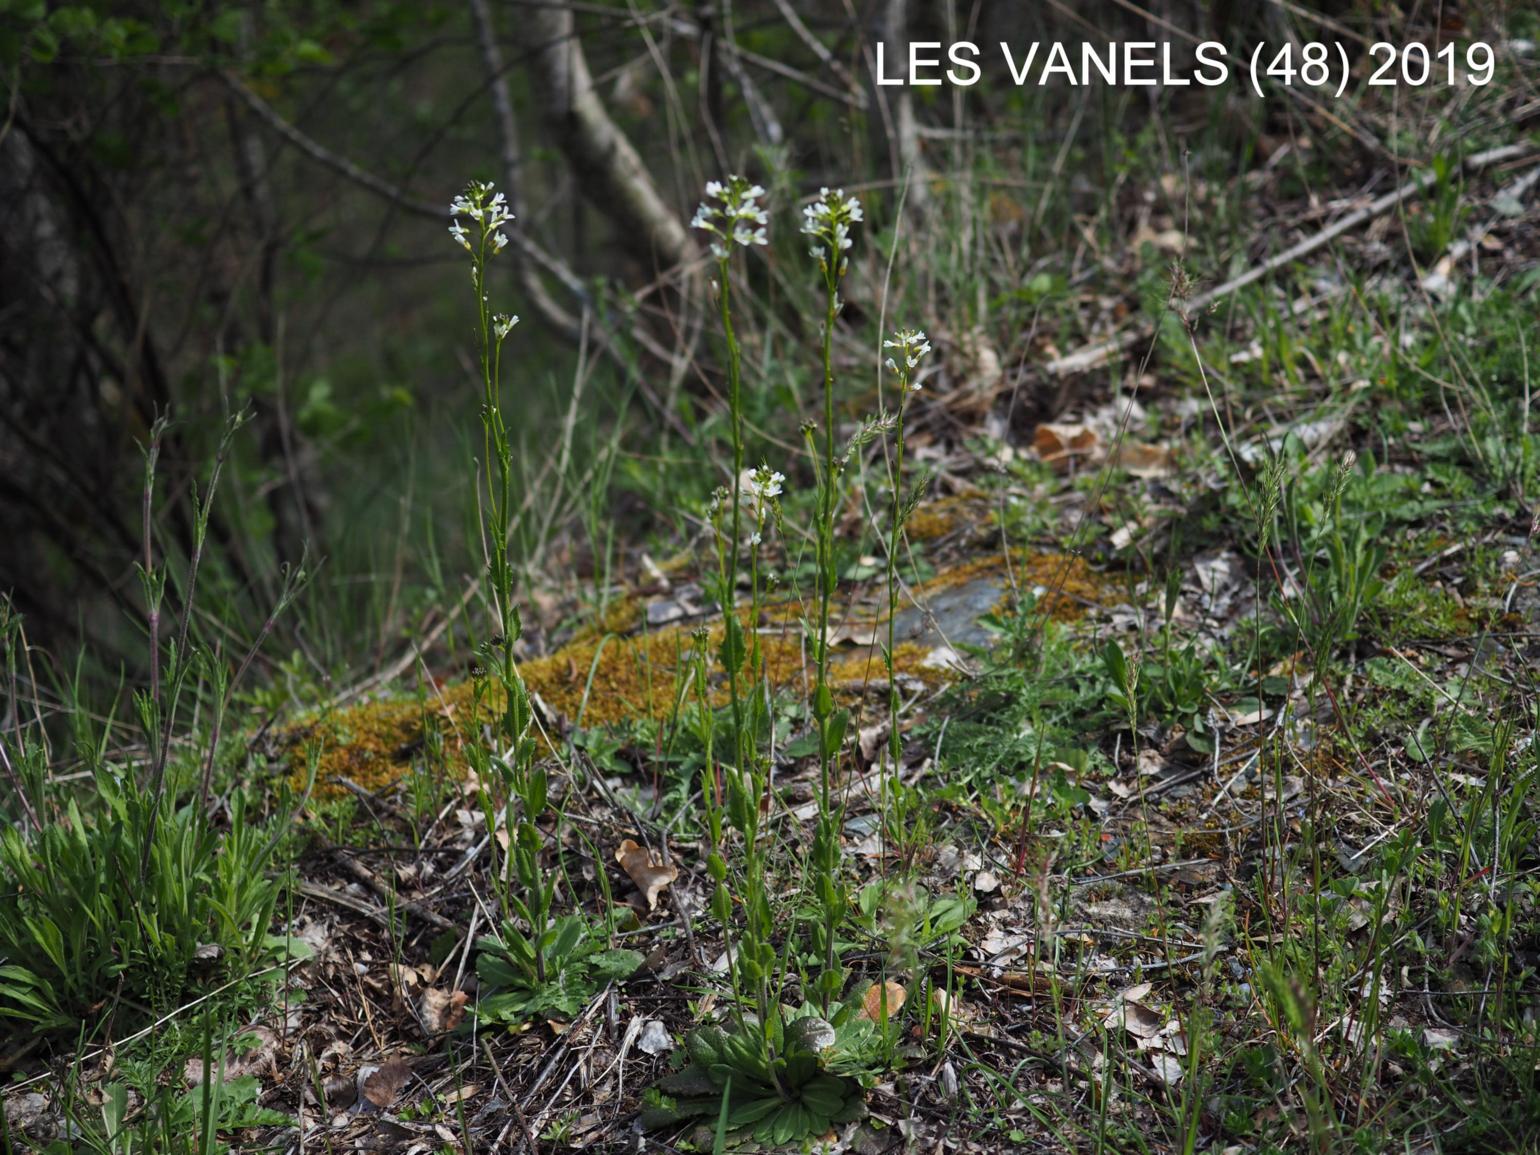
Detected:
left=0, top=0, right=1526, bottom=694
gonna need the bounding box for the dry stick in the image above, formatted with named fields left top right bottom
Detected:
left=293, top=879, right=397, bottom=927
left=716, top=0, right=783, bottom=145
left=522, top=0, right=694, bottom=270
left=467, top=0, right=586, bottom=347
left=1045, top=142, right=1538, bottom=378
left=329, top=846, right=460, bottom=934
left=767, top=0, right=865, bottom=104
left=219, top=70, right=588, bottom=308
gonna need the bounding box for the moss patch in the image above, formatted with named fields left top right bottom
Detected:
left=287, top=621, right=948, bottom=796
left=906, top=494, right=988, bottom=542
left=285, top=549, right=1117, bottom=795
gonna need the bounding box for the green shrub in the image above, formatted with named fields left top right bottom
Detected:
left=0, top=765, right=282, bottom=1034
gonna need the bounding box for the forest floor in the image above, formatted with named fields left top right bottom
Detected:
left=7, top=135, right=1540, bottom=1155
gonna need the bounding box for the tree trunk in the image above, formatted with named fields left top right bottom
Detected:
left=524, top=3, right=695, bottom=275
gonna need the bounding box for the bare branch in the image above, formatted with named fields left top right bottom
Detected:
left=467, top=0, right=586, bottom=345
left=523, top=2, right=695, bottom=273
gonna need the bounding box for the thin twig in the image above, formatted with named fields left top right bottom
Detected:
left=1047, top=143, right=1538, bottom=376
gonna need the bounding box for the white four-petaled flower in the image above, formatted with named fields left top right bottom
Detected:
left=751, top=467, right=784, bottom=500
left=801, top=187, right=862, bottom=273
left=448, top=181, right=514, bottom=257
left=883, top=329, right=932, bottom=386
left=692, top=176, right=770, bottom=259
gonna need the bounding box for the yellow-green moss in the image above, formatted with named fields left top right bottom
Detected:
left=905, top=494, right=988, bottom=542
left=285, top=549, right=1113, bottom=794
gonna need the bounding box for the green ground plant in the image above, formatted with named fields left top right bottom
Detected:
left=0, top=415, right=305, bottom=1038
left=446, top=182, right=642, bottom=1022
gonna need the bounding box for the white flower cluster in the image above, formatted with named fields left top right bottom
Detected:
left=884, top=328, right=932, bottom=390
left=800, top=187, right=863, bottom=275
left=744, top=464, right=784, bottom=506
left=742, top=464, right=785, bottom=546
left=493, top=313, right=519, bottom=342
left=448, top=181, right=514, bottom=256
left=691, top=176, right=769, bottom=259
left=709, top=465, right=785, bottom=546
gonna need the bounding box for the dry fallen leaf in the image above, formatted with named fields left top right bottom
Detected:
left=615, top=839, right=679, bottom=911
left=1105, top=1000, right=1166, bottom=1038
left=857, top=722, right=888, bottom=764
left=358, top=1058, right=413, bottom=1110
left=637, top=1019, right=674, bottom=1055
left=418, top=986, right=469, bottom=1034
left=1110, top=440, right=1174, bottom=478
left=858, top=981, right=908, bottom=1021
left=1032, top=422, right=1101, bottom=469
left=183, top=1026, right=279, bottom=1087
left=1147, top=1052, right=1186, bottom=1086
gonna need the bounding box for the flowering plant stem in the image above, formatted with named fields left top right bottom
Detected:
left=811, top=267, right=844, bottom=1014
left=882, top=403, right=908, bottom=864
left=693, top=177, right=779, bottom=1045
left=452, top=182, right=553, bottom=985
left=879, top=329, right=929, bottom=866
left=797, top=185, right=862, bottom=1015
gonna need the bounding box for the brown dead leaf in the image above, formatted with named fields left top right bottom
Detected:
left=615, top=839, right=678, bottom=911
left=1110, top=440, right=1174, bottom=478
left=417, top=987, right=469, bottom=1034
left=1102, top=990, right=1165, bottom=1039
left=828, top=622, right=881, bottom=648
left=858, top=981, right=907, bottom=1021
left=1032, top=422, right=1101, bottom=469
left=948, top=326, right=1005, bottom=417
left=857, top=722, right=887, bottom=764
left=183, top=1026, right=279, bottom=1087
left=930, top=987, right=962, bottom=1020
left=359, top=1058, right=413, bottom=1110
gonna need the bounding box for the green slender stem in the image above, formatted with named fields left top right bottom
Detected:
left=815, top=272, right=838, bottom=803
left=814, top=269, right=841, bottom=1011
left=883, top=387, right=909, bottom=867
left=463, top=186, right=548, bottom=986
left=717, top=256, right=748, bottom=781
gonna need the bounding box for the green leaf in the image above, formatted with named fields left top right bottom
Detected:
left=546, top=915, right=584, bottom=964
left=728, top=1093, right=779, bottom=1127
left=292, top=37, right=334, bottom=65
left=813, top=683, right=834, bottom=720
left=587, top=948, right=644, bottom=981
left=718, top=616, right=746, bottom=677
left=686, top=1025, right=729, bottom=1070
left=1101, top=639, right=1132, bottom=700
left=27, top=22, right=57, bottom=62
left=799, top=1074, right=848, bottom=1116
left=782, top=730, right=821, bottom=759
left=823, top=708, right=849, bottom=758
